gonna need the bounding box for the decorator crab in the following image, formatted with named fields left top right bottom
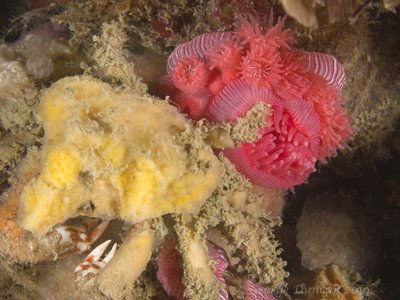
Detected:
left=0, top=74, right=286, bottom=299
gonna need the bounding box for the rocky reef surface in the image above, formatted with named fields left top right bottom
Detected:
left=0, top=0, right=399, bottom=299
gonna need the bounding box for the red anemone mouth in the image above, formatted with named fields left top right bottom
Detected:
left=240, top=43, right=283, bottom=89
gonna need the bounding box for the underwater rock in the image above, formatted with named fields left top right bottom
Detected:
left=0, top=45, right=41, bottom=185
left=384, top=0, right=400, bottom=11
left=306, top=264, right=372, bottom=300
left=15, top=24, right=73, bottom=80
left=296, top=197, right=370, bottom=272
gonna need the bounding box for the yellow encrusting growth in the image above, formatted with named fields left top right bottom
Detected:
left=97, top=224, right=155, bottom=299
left=18, top=76, right=221, bottom=234
left=42, top=147, right=82, bottom=188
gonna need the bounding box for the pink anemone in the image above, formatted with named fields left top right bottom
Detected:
left=207, top=241, right=230, bottom=300
left=235, top=14, right=265, bottom=42
left=235, top=12, right=294, bottom=49
left=208, top=40, right=243, bottom=85
left=240, top=43, right=283, bottom=89
left=276, top=49, right=310, bottom=100
left=208, top=79, right=320, bottom=189
left=303, top=73, right=352, bottom=160
left=157, top=238, right=186, bottom=300
left=174, top=89, right=214, bottom=120
left=208, top=40, right=243, bottom=74
left=171, top=57, right=211, bottom=92
left=262, top=15, right=293, bottom=49
left=159, top=10, right=352, bottom=189
left=208, top=73, right=226, bottom=95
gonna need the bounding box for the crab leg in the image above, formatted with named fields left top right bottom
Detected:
left=55, top=220, right=110, bottom=253
left=96, top=222, right=154, bottom=299
left=74, top=221, right=155, bottom=299
left=75, top=240, right=118, bottom=282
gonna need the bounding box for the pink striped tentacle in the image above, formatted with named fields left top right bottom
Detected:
left=244, top=280, right=277, bottom=300
left=207, top=78, right=281, bottom=122
left=167, top=31, right=237, bottom=73
left=303, top=51, right=346, bottom=91
left=207, top=241, right=230, bottom=300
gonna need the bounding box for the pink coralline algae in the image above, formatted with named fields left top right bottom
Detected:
left=160, top=12, right=352, bottom=189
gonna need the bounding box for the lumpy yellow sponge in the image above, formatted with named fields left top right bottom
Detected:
left=18, top=76, right=221, bottom=234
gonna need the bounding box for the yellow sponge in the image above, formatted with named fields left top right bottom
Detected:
left=18, top=76, right=221, bottom=234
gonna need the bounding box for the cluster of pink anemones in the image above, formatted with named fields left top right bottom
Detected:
left=159, top=12, right=352, bottom=189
